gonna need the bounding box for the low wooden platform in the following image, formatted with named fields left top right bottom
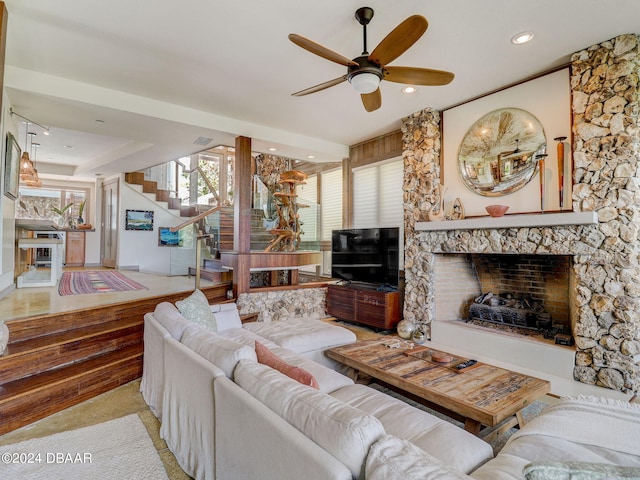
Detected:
left=0, top=283, right=229, bottom=435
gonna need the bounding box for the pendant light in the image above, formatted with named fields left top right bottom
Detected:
left=19, top=123, right=37, bottom=183
left=25, top=138, right=42, bottom=188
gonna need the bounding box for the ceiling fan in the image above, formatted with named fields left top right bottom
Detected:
left=288, top=7, right=455, bottom=112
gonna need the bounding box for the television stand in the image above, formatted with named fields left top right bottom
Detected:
left=327, top=283, right=401, bottom=330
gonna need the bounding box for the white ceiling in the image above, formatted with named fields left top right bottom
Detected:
left=3, top=0, right=640, bottom=181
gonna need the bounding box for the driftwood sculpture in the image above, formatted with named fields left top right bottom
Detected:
left=264, top=170, right=309, bottom=252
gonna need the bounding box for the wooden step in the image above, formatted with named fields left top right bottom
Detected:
left=0, top=318, right=143, bottom=384
left=142, top=180, right=157, bottom=194
left=180, top=205, right=197, bottom=217
left=0, top=283, right=230, bottom=436
left=0, top=345, right=143, bottom=436
left=188, top=267, right=232, bottom=283
left=125, top=172, right=144, bottom=185
left=156, top=189, right=171, bottom=202
left=168, top=198, right=182, bottom=210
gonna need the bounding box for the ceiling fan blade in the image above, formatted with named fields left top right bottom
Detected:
left=292, top=75, right=348, bottom=96
left=361, top=88, right=382, bottom=112
left=289, top=34, right=358, bottom=67
left=369, top=15, right=428, bottom=67
left=383, top=66, right=454, bottom=86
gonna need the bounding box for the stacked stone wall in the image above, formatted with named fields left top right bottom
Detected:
left=401, top=34, right=640, bottom=393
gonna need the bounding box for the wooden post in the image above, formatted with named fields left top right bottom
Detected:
left=233, top=136, right=252, bottom=295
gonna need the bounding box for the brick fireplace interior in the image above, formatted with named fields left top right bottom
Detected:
left=434, top=253, right=574, bottom=345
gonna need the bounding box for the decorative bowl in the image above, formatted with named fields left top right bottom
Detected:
left=485, top=205, right=509, bottom=217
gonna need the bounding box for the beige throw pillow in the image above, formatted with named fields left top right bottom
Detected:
left=175, top=289, right=218, bottom=332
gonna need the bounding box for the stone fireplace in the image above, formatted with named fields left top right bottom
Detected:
left=434, top=253, right=573, bottom=341
left=401, top=34, right=640, bottom=394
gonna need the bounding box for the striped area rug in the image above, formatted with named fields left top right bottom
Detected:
left=58, top=270, right=148, bottom=296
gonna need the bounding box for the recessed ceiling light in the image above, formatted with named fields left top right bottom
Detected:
left=307, top=155, right=315, bottom=159
left=268, top=147, right=277, bottom=152
left=511, top=31, right=534, bottom=45
left=401, top=86, right=417, bottom=94
left=64, top=145, right=75, bottom=149
left=95, top=119, right=106, bottom=125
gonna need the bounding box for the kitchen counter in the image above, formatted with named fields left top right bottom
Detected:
left=15, top=219, right=94, bottom=232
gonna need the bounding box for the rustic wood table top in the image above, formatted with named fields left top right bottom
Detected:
left=326, top=336, right=551, bottom=434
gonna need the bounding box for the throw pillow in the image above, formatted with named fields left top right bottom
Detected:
left=255, top=340, right=319, bottom=389
left=175, top=289, right=218, bottom=332
left=523, top=461, right=640, bottom=480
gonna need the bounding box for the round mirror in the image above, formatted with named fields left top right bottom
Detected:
left=457, top=108, right=546, bottom=197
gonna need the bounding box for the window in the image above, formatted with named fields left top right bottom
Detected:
left=352, top=157, right=404, bottom=268
left=16, top=186, right=88, bottom=225
left=320, top=168, right=343, bottom=242
left=297, top=174, right=318, bottom=242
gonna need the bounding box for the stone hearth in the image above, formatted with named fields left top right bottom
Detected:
left=401, top=34, right=640, bottom=394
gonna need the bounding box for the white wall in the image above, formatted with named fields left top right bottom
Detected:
left=0, top=93, right=18, bottom=294
left=118, top=176, right=193, bottom=275
left=442, top=68, right=571, bottom=217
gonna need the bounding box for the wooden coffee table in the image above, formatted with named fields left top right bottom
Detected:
left=326, top=336, right=551, bottom=438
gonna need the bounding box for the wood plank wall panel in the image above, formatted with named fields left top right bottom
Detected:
left=349, top=130, right=403, bottom=168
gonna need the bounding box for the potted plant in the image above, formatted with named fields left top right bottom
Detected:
left=51, top=203, right=73, bottom=227
left=77, top=200, right=86, bottom=225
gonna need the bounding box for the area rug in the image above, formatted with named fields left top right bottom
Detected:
left=58, top=270, right=147, bottom=296
left=0, top=414, right=169, bottom=479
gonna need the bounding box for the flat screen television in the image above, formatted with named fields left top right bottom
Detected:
left=331, top=227, right=400, bottom=288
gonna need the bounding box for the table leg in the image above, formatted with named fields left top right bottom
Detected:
left=464, top=418, right=482, bottom=435
left=516, top=410, right=526, bottom=428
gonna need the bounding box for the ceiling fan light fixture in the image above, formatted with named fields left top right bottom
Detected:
left=349, top=72, right=380, bottom=94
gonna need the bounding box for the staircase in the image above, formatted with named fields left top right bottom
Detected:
left=0, top=284, right=229, bottom=436
left=124, top=172, right=197, bottom=217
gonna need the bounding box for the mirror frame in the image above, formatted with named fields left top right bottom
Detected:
left=457, top=108, right=547, bottom=197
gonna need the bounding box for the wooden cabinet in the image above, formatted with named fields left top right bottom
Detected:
left=327, top=284, right=401, bottom=330
left=65, top=231, right=86, bottom=267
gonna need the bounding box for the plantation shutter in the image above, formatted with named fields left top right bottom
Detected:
left=297, top=174, right=318, bottom=241
left=320, top=168, right=343, bottom=242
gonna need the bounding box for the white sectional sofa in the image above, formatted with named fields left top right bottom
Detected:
left=141, top=297, right=493, bottom=480
left=141, top=295, right=640, bottom=480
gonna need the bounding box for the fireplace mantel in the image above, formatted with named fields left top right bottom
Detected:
left=415, top=211, right=598, bottom=232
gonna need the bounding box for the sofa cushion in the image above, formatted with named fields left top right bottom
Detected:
left=243, top=319, right=356, bottom=354
left=331, top=384, right=493, bottom=474
left=234, top=359, right=385, bottom=479
left=153, top=302, right=192, bottom=340
left=211, top=302, right=243, bottom=332
left=255, top=340, right=319, bottom=389
left=220, top=327, right=354, bottom=393
left=176, top=289, right=218, bottom=332
left=366, top=435, right=472, bottom=480
left=181, top=325, right=256, bottom=378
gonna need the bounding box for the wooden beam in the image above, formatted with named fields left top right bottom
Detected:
left=234, top=136, right=252, bottom=254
